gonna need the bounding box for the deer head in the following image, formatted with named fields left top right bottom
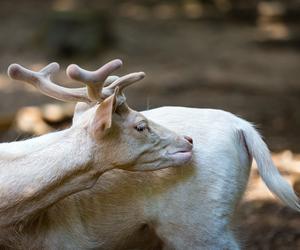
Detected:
left=8, top=60, right=193, bottom=172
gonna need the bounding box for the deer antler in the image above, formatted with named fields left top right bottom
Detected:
left=67, top=64, right=145, bottom=104
left=8, top=59, right=145, bottom=105
left=66, top=59, right=122, bottom=101
left=102, top=72, right=145, bottom=98
left=8, top=62, right=91, bottom=103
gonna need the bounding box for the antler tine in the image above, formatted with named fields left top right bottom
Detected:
left=8, top=63, right=90, bottom=103
left=102, top=72, right=145, bottom=98
left=66, top=59, right=123, bottom=101
left=104, top=76, right=120, bottom=87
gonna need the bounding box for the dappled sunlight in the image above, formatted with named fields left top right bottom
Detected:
left=245, top=150, right=300, bottom=203
left=118, top=3, right=150, bottom=21
left=257, top=1, right=285, bottom=18
left=258, top=21, right=290, bottom=40
left=183, top=0, right=204, bottom=19
left=52, top=0, right=76, bottom=12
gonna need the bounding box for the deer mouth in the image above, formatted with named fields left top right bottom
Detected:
left=167, top=150, right=193, bottom=165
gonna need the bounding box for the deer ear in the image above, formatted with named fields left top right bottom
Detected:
left=90, top=88, right=118, bottom=137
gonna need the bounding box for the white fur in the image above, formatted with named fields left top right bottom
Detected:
left=0, top=106, right=298, bottom=249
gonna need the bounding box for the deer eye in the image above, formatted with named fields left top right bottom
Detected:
left=135, top=122, right=148, bottom=132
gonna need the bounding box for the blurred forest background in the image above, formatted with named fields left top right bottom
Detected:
left=0, top=0, right=299, bottom=249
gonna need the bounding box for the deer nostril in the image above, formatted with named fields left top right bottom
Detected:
left=184, top=135, right=193, bottom=145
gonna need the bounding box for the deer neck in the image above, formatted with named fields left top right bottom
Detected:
left=0, top=127, right=108, bottom=226
left=0, top=128, right=89, bottom=165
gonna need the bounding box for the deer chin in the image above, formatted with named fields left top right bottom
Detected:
left=167, top=150, right=193, bottom=166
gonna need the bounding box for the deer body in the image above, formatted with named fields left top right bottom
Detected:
left=3, top=106, right=298, bottom=250
left=0, top=106, right=249, bottom=249
left=1, top=60, right=299, bottom=249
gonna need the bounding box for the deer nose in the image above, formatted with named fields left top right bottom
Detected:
left=184, top=135, right=193, bottom=145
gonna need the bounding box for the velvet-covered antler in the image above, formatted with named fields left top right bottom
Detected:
left=8, top=59, right=145, bottom=105
left=67, top=64, right=145, bottom=102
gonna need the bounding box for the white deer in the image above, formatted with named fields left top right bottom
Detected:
left=0, top=60, right=192, bottom=247
left=0, top=59, right=299, bottom=250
